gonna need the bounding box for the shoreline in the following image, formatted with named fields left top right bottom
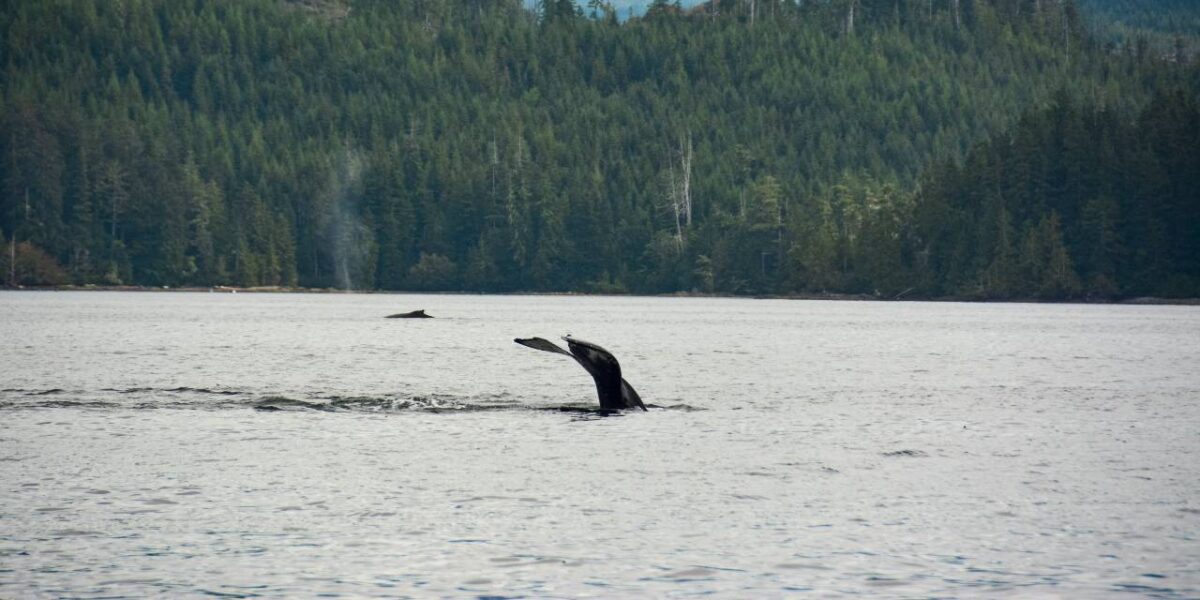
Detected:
left=1, top=284, right=1198, bottom=306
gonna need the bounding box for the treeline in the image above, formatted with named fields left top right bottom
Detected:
left=0, top=0, right=1196, bottom=298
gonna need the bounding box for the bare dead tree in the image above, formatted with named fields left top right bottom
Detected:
left=663, top=130, right=694, bottom=250
left=681, top=131, right=693, bottom=227
left=1060, top=0, right=1070, bottom=48
left=489, top=134, right=499, bottom=199
left=666, top=163, right=683, bottom=248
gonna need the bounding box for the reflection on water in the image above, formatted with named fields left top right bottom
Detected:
left=1, top=291, right=1198, bottom=597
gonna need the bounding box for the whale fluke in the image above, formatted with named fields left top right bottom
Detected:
left=386, top=310, right=433, bottom=319
left=515, top=336, right=646, bottom=411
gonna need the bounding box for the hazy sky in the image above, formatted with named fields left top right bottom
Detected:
left=524, top=0, right=705, bottom=17
left=591, top=0, right=705, bottom=9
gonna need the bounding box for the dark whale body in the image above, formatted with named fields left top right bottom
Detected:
left=514, top=336, right=646, bottom=411
left=386, top=310, right=433, bottom=319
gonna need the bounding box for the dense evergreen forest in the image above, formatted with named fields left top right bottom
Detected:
left=1, top=0, right=1197, bottom=298
left=1078, top=0, right=1200, bottom=58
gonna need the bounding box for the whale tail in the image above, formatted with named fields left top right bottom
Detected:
left=514, top=336, right=647, bottom=411
left=619, top=378, right=643, bottom=410
left=514, top=336, right=574, bottom=358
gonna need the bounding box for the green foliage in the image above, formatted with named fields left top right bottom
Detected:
left=408, top=252, right=458, bottom=290
left=910, top=91, right=1200, bottom=299
left=0, top=0, right=1195, bottom=298
left=1, top=239, right=68, bottom=286
left=1079, top=0, right=1200, bottom=59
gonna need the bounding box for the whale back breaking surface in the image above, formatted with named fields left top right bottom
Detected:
left=386, top=309, right=434, bottom=319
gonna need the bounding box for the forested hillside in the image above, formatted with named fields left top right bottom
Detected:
left=1078, top=0, right=1200, bottom=58
left=1, top=0, right=1196, bottom=297
left=911, top=90, right=1199, bottom=299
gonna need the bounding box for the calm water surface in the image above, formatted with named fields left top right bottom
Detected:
left=1, top=291, right=1198, bottom=597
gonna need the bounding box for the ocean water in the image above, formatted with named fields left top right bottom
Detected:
left=1, top=291, right=1197, bottom=597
